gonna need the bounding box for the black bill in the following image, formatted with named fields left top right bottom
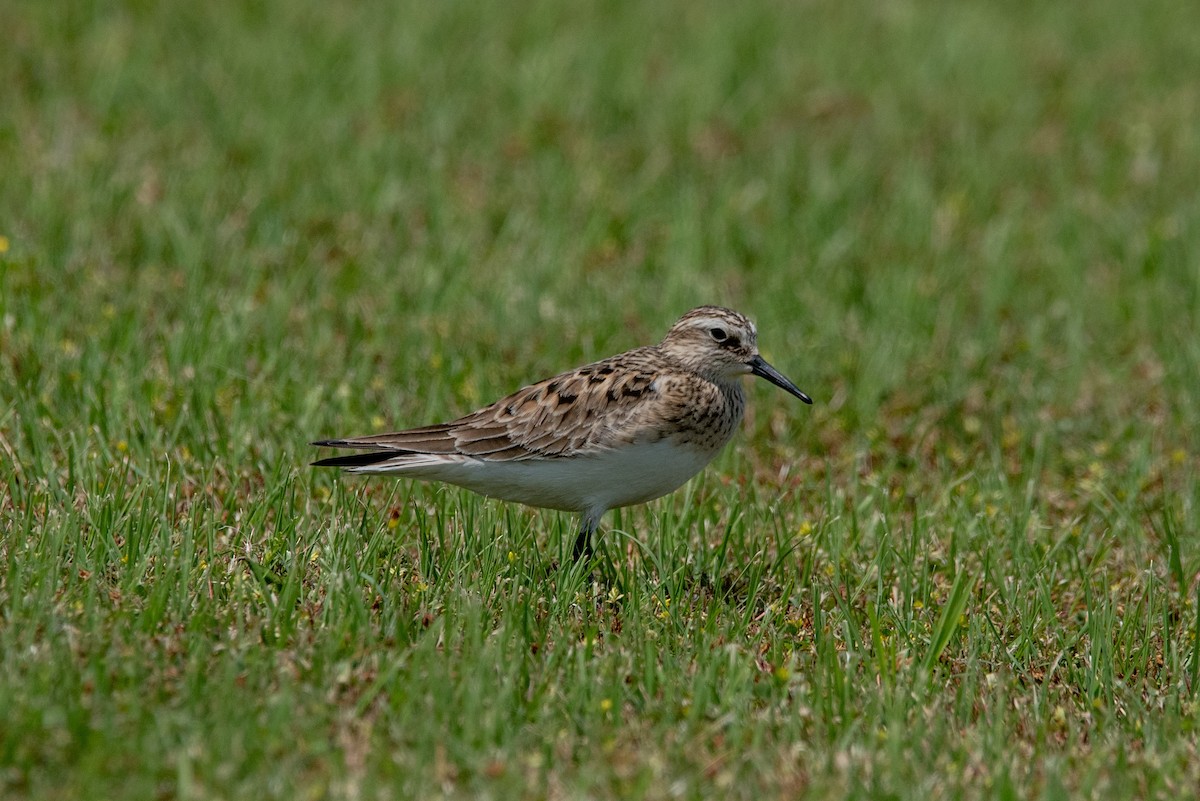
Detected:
left=748, top=355, right=813, bottom=404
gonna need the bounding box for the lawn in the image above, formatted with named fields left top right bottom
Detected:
left=2, top=0, right=1198, bottom=798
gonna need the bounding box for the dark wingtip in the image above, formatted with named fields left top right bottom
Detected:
left=311, top=450, right=398, bottom=468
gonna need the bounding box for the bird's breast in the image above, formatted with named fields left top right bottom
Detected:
left=661, top=381, right=745, bottom=451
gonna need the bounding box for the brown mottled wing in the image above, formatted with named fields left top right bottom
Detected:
left=318, top=349, right=669, bottom=460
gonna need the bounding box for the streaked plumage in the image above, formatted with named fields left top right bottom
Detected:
left=313, top=306, right=812, bottom=559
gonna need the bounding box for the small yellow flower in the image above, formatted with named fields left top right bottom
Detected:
left=116, top=440, right=128, bottom=453
left=0, top=235, right=9, bottom=254
left=507, top=550, right=516, bottom=563
left=773, top=665, right=791, bottom=682
left=912, top=600, right=924, bottom=610
left=387, top=516, right=400, bottom=530
left=599, top=698, right=613, bottom=712
left=798, top=521, right=813, bottom=537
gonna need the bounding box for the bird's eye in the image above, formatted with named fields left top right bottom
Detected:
left=709, top=327, right=728, bottom=342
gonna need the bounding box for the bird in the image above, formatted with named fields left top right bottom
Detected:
left=312, top=306, right=812, bottom=560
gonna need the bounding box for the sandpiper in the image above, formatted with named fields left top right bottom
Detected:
left=313, top=306, right=812, bottom=559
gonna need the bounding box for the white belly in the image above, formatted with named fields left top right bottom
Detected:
left=365, top=440, right=723, bottom=515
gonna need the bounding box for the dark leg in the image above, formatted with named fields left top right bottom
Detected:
left=572, top=527, right=594, bottom=561
left=572, top=516, right=598, bottom=562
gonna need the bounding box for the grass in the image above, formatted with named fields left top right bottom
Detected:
left=2, top=0, right=1199, bottom=797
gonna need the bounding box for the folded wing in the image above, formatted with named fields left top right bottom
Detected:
left=312, top=351, right=667, bottom=467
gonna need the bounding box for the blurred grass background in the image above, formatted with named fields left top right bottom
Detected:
left=1, top=0, right=1198, bottom=798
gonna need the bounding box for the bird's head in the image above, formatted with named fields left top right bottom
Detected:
left=659, top=306, right=812, bottom=403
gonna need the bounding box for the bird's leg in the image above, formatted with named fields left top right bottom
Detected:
left=572, top=528, right=593, bottom=561
left=572, top=515, right=597, bottom=562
